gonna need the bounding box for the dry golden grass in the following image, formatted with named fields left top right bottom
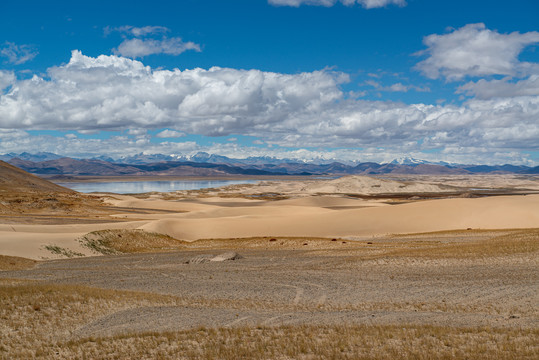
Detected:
left=184, top=229, right=539, bottom=267
left=300, top=229, right=539, bottom=264
left=0, top=191, right=109, bottom=217
left=380, top=229, right=539, bottom=260
left=1, top=228, right=538, bottom=358
left=77, top=229, right=188, bottom=254
left=0, top=279, right=185, bottom=358
left=72, top=228, right=538, bottom=265
left=8, top=322, right=539, bottom=359
left=189, top=236, right=351, bottom=250
left=66, top=325, right=538, bottom=360
left=2, top=278, right=537, bottom=359
left=174, top=229, right=539, bottom=257
left=0, top=255, right=37, bottom=271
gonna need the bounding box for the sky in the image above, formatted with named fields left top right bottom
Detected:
left=0, top=0, right=538, bottom=165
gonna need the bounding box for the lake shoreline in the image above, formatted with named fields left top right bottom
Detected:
left=54, top=179, right=264, bottom=194
left=44, top=174, right=319, bottom=183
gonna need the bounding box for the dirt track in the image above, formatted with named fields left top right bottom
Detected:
left=3, top=231, right=537, bottom=339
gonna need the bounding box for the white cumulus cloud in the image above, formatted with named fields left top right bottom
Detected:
left=0, top=71, right=16, bottom=91
left=366, top=82, right=430, bottom=93
left=0, top=50, right=346, bottom=134
left=0, top=51, right=538, bottom=164
left=156, top=129, right=185, bottom=138
left=113, top=38, right=201, bottom=58
left=127, top=128, right=147, bottom=135
left=106, top=24, right=200, bottom=58
left=457, top=75, right=539, bottom=99
left=415, top=23, right=539, bottom=81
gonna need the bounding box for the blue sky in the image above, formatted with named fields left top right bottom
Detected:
left=1, top=0, right=538, bottom=164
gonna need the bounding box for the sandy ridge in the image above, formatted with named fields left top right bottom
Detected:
left=1, top=175, right=538, bottom=260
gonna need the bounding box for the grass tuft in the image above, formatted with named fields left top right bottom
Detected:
left=43, top=245, right=84, bottom=258
left=77, top=229, right=186, bottom=254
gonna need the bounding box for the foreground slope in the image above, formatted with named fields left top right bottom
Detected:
left=0, top=161, right=113, bottom=227
left=0, top=160, right=74, bottom=194
left=1, top=229, right=537, bottom=359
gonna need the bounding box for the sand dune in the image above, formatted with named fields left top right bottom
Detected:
left=0, top=221, right=144, bottom=234
left=141, top=195, right=539, bottom=241
left=214, top=175, right=456, bottom=197
left=2, top=194, right=539, bottom=259
left=0, top=221, right=146, bottom=260
left=262, top=195, right=386, bottom=208
left=1, top=172, right=538, bottom=260
left=300, top=176, right=451, bottom=194
left=102, top=195, right=223, bottom=212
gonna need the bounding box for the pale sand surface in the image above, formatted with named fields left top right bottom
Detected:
left=1, top=192, right=538, bottom=259
left=260, top=195, right=389, bottom=207
left=192, top=174, right=539, bottom=197
left=397, top=174, right=539, bottom=191
left=0, top=175, right=538, bottom=260
left=101, top=194, right=224, bottom=211
left=141, top=195, right=539, bottom=241
left=0, top=221, right=145, bottom=259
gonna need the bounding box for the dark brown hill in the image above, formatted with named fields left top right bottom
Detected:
left=0, top=160, right=74, bottom=194
left=0, top=161, right=113, bottom=220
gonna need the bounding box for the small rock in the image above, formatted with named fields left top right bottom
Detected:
left=186, top=252, right=244, bottom=264
left=185, top=255, right=213, bottom=264
left=210, top=252, right=243, bottom=262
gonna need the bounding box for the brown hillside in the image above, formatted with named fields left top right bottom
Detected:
left=0, top=161, right=112, bottom=220
left=0, top=160, right=74, bottom=194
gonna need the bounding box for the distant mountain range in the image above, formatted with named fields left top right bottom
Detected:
left=1, top=152, right=538, bottom=176
left=0, top=152, right=65, bottom=163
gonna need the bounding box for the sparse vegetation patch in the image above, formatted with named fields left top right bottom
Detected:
left=43, top=245, right=84, bottom=258
left=77, top=229, right=186, bottom=254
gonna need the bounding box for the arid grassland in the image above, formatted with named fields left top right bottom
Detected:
left=1, top=229, right=538, bottom=359
left=1, top=167, right=538, bottom=358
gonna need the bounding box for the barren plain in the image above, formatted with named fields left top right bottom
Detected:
left=1, top=170, right=538, bottom=359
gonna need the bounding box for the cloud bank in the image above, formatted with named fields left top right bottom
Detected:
left=1, top=22, right=538, bottom=165
left=0, top=49, right=537, bottom=165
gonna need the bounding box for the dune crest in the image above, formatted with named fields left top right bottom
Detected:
left=140, top=195, right=539, bottom=241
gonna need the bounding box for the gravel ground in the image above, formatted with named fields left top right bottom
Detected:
left=3, top=232, right=537, bottom=338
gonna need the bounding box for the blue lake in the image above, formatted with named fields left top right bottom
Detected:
left=56, top=180, right=259, bottom=194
